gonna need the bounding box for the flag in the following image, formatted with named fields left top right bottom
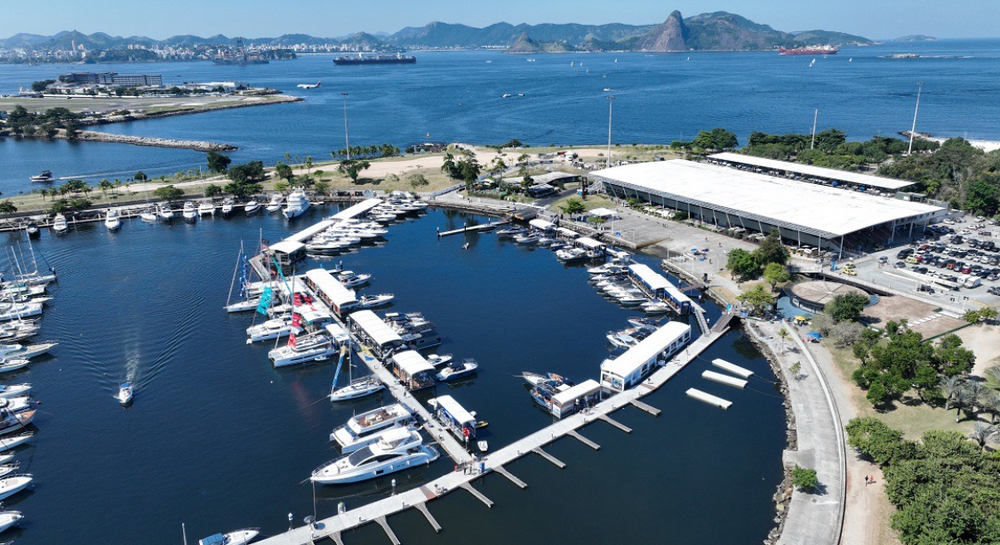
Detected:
left=293, top=293, right=303, bottom=306
left=291, top=313, right=301, bottom=327
left=288, top=333, right=297, bottom=348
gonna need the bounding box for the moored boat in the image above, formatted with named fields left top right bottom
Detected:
left=182, top=202, right=198, bottom=222
left=51, top=213, right=68, bottom=234
left=0, top=360, right=29, bottom=374
left=311, top=428, right=437, bottom=485
left=329, top=376, right=384, bottom=402
left=0, top=475, right=32, bottom=501
left=330, top=403, right=414, bottom=452
left=437, top=358, right=478, bottom=382
left=0, top=510, right=23, bottom=534
left=104, top=208, right=121, bottom=231
left=0, top=433, right=33, bottom=452
left=244, top=200, right=261, bottom=215
left=282, top=188, right=311, bottom=220
left=198, top=528, right=260, bottom=545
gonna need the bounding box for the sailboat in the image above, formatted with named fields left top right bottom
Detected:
left=330, top=345, right=384, bottom=401
left=224, top=244, right=258, bottom=313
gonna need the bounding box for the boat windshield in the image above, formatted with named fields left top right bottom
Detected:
left=346, top=446, right=375, bottom=466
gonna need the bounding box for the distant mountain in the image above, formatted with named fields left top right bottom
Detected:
left=507, top=33, right=576, bottom=54
left=792, top=30, right=871, bottom=45
left=893, top=35, right=938, bottom=42
left=635, top=10, right=689, bottom=51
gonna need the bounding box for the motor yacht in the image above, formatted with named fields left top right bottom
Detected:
left=641, top=301, right=672, bottom=315
left=358, top=293, right=394, bottom=309
left=104, top=208, right=121, bottom=231
left=51, top=213, right=68, bottom=234
left=426, top=354, right=453, bottom=367
left=0, top=510, right=23, bottom=534
left=0, top=385, right=30, bottom=400
left=0, top=410, right=34, bottom=436
left=158, top=204, right=175, bottom=221
left=220, top=198, right=234, bottom=215
left=198, top=528, right=260, bottom=545
left=0, top=475, right=32, bottom=501
left=312, top=428, right=437, bottom=485
left=139, top=208, right=157, bottom=223
left=330, top=376, right=384, bottom=402
left=267, top=333, right=335, bottom=368
left=118, top=382, right=134, bottom=405
left=182, top=202, right=198, bottom=222
left=496, top=226, right=525, bottom=239
left=337, top=271, right=370, bottom=288
left=0, top=304, right=42, bottom=322
left=514, top=233, right=540, bottom=245
left=25, top=223, right=39, bottom=238
left=244, top=200, right=261, bottom=215
left=0, top=360, right=29, bottom=374
left=198, top=201, right=216, bottom=216
left=0, top=433, right=32, bottom=452
left=29, top=170, right=53, bottom=183
left=282, top=188, right=311, bottom=220
left=265, top=194, right=283, bottom=213
left=555, top=247, right=589, bottom=263
left=436, top=358, right=478, bottom=382
left=330, top=404, right=414, bottom=452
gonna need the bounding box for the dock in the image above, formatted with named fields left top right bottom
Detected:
left=711, top=358, right=754, bottom=378
left=253, top=326, right=728, bottom=545
left=436, top=220, right=508, bottom=238
left=702, top=370, right=747, bottom=389
left=685, top=388, right=733, bottom=409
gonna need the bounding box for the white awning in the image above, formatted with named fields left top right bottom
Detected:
left=433, top=395, right=475, bottom=425
left=269, top=240, right=305, bottom=254
left=529, top=218, right=556, bottom=230
left=552, top=379, right=601, bottom=405
left=588, top=207, right=619, bottom=219
left=628, top=263, right=671, bottom=292
left=350, top=309, right=402, bottom=346
left=602, top=322, right=691, bottom=378
left=305, top=268, right=357, bottom=307
left=575, top=236, right=605, bottom=249
left=391, top=350, right=434, bottom=376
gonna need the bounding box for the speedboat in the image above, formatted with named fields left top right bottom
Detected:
left=282, top=188, right=311, bottom=219
left=588, top=263, right=627, bottom=275
left=139, top=208, right=157, bottom=223
left=514, top=233, right=540, bottom=245
left=337, top=271, right=370, bottom=288
left=0, top=385, right=30, bottom=400
left=24, top=223, right=39, bottom=238
left=265, top=194, right=283, bottom=214
left=0, top=475, right=32, bottom=501
left=244, top=200, right=261, bottom=215
left=118, top=382, right=134, bottom=405
left=521, top=371, right=573, bottom=387
left=0, top=510, right=23, bottom=534
left=198, top=528, right=259, bottom=545
left=330, top=404, right=414, bottom=452
left=104, top=208, right=121, bottom=231
left=51, top=213, right=68, bottom=234
left=555, top=247, right=589, bottom=263
left=220, top=198, right=234, bottom=216
left=0, top=433, right=32, bottom=452
left=426, top=354, right=453, bottom=367
left=182, top=202, right=198, bottom=222
left=437, top=358, right=478, bottom=382
left=496, top=226, right=525, bottom=239
left=641, top=301, right=671, bottom=315
left=311, top=428, right=438, bottom=484
left=29, top=170, right=53, bottom=183
left=198, top=201, right=216, bottom=216
left=330, top=376, right=384, bottom=402
left=0, top=360, right=29, bottom=374
left=158, top=204, right=175, bottom=221
left=267, top=333, right=335, bottom=368
left=0, top=410, right=34, bottom=436
left=358, top=294, right=394, bottom=309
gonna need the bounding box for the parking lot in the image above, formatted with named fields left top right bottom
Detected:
left=839, top=218, right=1000, bottom=310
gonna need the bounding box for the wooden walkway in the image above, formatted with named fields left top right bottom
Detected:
left=253, top=326, right=727, bottom=545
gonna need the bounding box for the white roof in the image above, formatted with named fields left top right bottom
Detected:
left=628, top=263, right=671, bottom=292
left=556, top=227, right=578, bottom=238
left=269, top=240, right=305, bottom=254
left=592, top=160, right=944, bottom=239
left=588, top=207, right=619, bottom=218
left=575, top=236, right=605, bottom=249
left=552, top=379, right=601, bottom=405
left=288, top=220, right=335, bottom=243
left=350, top=310, right=402, bottom=346
left=332, top=198, right=383, bottom=220
left=305, top=268, right=357, bottom=307
left=391, top=350, right=434, bottom=376
left=709, top=152, right=915, bottom=191
left=529, top=219, right=556, bottom=230
left=602, top=322, right=691, bottom=378
left=433, top=395, right=475, bottom=424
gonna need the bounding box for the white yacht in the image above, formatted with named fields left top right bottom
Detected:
left=118, top=382, right=134, bottom=405
left=0, top=433, right=32, bottom=452
left=0, top=510, right=22, bottom=534
left=244, top=200, right=261, bottom=215
left=198, top=201, right=216, bottom=216
left=337, top=271, right=371, bottom=288
left=198, top=528, right=260, bottom=545
left=51, top=213, right=68, bottom=234
left=0, top=359, right=29, bottom=374
left=358, top=293, right=394, bottom=309
left=0, top=475, right=32, bottom=501
left=221, top=198, right=235, bottom=215
left=311, top=428, right=438, bottom=485
left=0, top=303, right=42, bottom=322
left=426, top=354, right=453, bottom=367
left=139, top=208, right=157, bottom=223
left=282, top=188, right=311, bottom=219
left=245, top=316, right=301, bottom=343
left=182, top=202, right=198, bottom=222
left=331, top=403, right=414, bottom=452
left=104, top=208, right=121, bottom=231
left=436, top=358, right=479, bottom=382
left=158, top=204, right=175, bottom=221
left=0, top=396, right=31, bottom=414
left=0, top=385, right=29, bottom=400
left=267, top=333, right=336, bottom=368
left=265, top=194, right=283, bottom=214
left=0, top=410, right=34, bottom=436
left=514, top=232, right=540, bottom=245
left=330, top=376, right=384, bottom=402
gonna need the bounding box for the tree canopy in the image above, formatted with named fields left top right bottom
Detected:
left=692, top=128, right=738, bottom=151
left=206, top=151, right=232, bottom=174
left=338, top=159, right=371, bottom=183
left=824, top=292, right=870, bottom=323
left=153, top=185, right=184, bottom=201
left=727, top=248, right=760, bottom=282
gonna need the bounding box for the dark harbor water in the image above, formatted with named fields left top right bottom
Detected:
left=1, top=39, right=999, bottom=192
left=3, top=207, right=785, bottom=544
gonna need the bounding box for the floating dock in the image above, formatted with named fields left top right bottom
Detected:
left=437, top=220, right=507, bottom=237
left=702, top=370, right=747, bottom=389
left=711, top=358, right=754, bottom=378
left=685, top=388, right=733, bottom=409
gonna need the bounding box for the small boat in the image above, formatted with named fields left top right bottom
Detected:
left=220, top=198, right=234, bottom=215
left=139, top=208, right=157, bottom=223
left=0, top=385, right=30, bottom=400
left=437, top=358, right=478, bottom=382
left=0, top=433, right=32, bottom=452
left=0, top=511, right=23, bottom=534
left=0, top=475, right=32, bottom=501
left=640, top=301, right=672, bottom=315
left=555, top=247, right=589, bottom=263
left=224, top=299, right=259, bottom=313
left=158, top=204, right=175, bottom=221
left=104, top=208, right=121, bottom=231
left=0, top=454, right=14, bottom=465
left=477, top=440, right=488, bottom=452
left=0, top=360, right=29, bottom=374
left=0, top=398, right=31, bottom=414
left=198, top=201, right=216, bottom=216
left=24, top=223, right=39, bottom=238
left=182, top=202, right=198, bottom=222
left=0, top=464, right=20, bottom=479
left=244, top=200, right=261, bottom=215
left=502, top=93, right=512, bottom=98
left=358, top=294, right=394, bottom=309
left=51, top=213, right=68, bottom=234
left=118, top=382, right=134, bottom=405
left=496, top=226, right=525, bottom=239
left=265, top=194, right=283, bottom=214
left=330, top=376, right=384, bottom=402
left=330, top=403, right=414, bottom=452
left=338, top=271, right=371, bottom=288
left=426, top=354, right=453, bottom=367
left=514, top=233, right=540, bottom=245
left=198, top=528, right=260, bottom=545
left=29, top=170, right=53, bottom=183
left=311, top=428, right=438, bottom=484
left=521, top=371, right=573, bottom=387
left=0, top=410, right=34, bottom=436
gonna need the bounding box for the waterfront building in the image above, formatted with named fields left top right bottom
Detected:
left=389, top=350, right=436, bottom=391
left=303, top=268, right=358, bottom=317
left=600, top=321, right=692, bottom=393
left=430, top=395, right=477, bottom=442
left=707, top=152, right=916, bottom=194
left=58, top=72, right=163, bottom=87
left=349, top=310, right=404, bottom=360
left=548, top=379, right=601, bottom=418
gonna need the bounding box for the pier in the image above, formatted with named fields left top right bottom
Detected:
left=253, top=326, right=728, bottom=545
left=436, top=220, right=508, bottom=238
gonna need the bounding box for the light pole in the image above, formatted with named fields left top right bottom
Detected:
left=606, top=95, right=615, bottom=168
left=341, top=92, right=351, bottom=160
left=907, top=82, right=924, bottom=155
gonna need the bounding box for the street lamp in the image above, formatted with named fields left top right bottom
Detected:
left=907, top=82, right=924, bottom=155
left=606, top=95, right=615, bottom=168
left=341, top=92, right=351, bottom=160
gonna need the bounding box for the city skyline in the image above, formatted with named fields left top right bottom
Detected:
left=2, top=0, right=999, bottom=40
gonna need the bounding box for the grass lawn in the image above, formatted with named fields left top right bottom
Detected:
left=547, top=194, right=615, bottom=213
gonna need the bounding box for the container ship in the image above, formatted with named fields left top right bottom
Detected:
left=779, top=45, right=839, bottom=56
left=333, top=53, right=417, bottom=66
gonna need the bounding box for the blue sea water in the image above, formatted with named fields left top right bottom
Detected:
left=0, top=39, right=998, bottom=194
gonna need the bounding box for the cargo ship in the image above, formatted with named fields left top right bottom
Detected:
left=333, top=53, right=417, bottom=66
left=779, top=45, right=839, bottom=56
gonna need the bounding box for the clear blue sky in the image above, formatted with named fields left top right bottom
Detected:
left=3, top=0, right=997, bottom=39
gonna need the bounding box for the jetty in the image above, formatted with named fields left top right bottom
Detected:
left=253, top=326, right=728, bottom=545
left=436, top=220, right=507, bottom=238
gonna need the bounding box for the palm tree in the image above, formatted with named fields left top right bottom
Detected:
left=778, top=329, right=790, bottom=352
left=969, top=422, right=996, bottom=450
left=982, top=392, right=1000, bottom=424
left=39, top=189, right=48, bottom=202
left=965, top=382, right=988, bottom=412
left=985, top=366, right=1000, bottom=392
left=940, top=376, right=963, bottom=410
left=953, top=386, right=974, bottom=423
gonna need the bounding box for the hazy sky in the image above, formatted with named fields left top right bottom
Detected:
left=2, top=0, right=997, bottom=39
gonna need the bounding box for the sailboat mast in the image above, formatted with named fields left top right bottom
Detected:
left=225, top=243, right=243, bottom=307
left=810, top=109, right=818, bottom=150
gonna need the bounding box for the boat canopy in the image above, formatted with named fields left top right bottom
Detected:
left=269, top=240, right=305, bottom=255
left=391, top=350, right=434, bottom=376
left=199, top=534, right=227, bottom=545
left=575, top=236, right=605, bottom=249
left=350, top=310, right=403, bottom=346
left=433, top=395, right=475, bottom=427
left=528, top=218, right=556, bottom=231
left=551, top=379, right=601, bottom=406
left=555, top=227, right=578, bottom=238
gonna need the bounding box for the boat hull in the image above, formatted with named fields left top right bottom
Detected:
left=311, top=446, right=438, bottom=484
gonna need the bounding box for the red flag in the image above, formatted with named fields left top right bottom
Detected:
left=305, top=294, right=313, bottom=304
left=293, top=293, right=303, bottom=306
left=291, top=313, right=301, bottom=327
left=288, top=333, right=297, bottom=348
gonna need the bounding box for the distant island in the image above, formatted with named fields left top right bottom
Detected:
left=0, top=10, right=874, bottom=63
left=892, top=35, right=938, bottom=42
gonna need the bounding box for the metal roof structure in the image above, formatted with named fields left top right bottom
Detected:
left=592, top=160, right=944, bottom=239
left=350, top=310, right=402, bottom=347
left=628, top=263, right=671, bottom=292
left=601, top=322, right=691, bottom=378
left=305, top=268, right=357, bottom=307
left=391, top=350, right=434, bottom=376
left=708, top=152, right=916, bottom=191
left=551, top=379, right=601, bottom=405
left=433, top=395, right=475, bottom=425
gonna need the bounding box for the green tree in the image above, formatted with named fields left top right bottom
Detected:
left=736, top=284, right=774, bottom=315
left=338, top=159, right=371, bottom=184
left=134, top=171, right=147, bottom=182
left=31, top=79, right=55, bottom=92
left=933, top=334, right=976, bottom=377
left=0, top=201, right=17, bottom=214
left=693, top=128, right=738, bottom=150
left=273, top=181, right=289, bottom=192
left=274, top=162, right=293, bottom=182
left=763, top=262, right=790, bottom=291
left=726, top=249, right=761, bottom=282
left=203, top=184, right=222, bottom=198
left=560, top=198, right=586, bottom=214
left=789, top=361, right=802, bottom=379
left=753, top=229, right=790, bottom=265
left=968, top=422, right=996, bottom=450
left=790, top=465, right=818, bottom=492
left=98, top=179, right=113, bottom=197
left=824, top=292, right=870, bottom=323
left=206, top=151, right=232, bottom=174
left=153, top=185, right=184, bottom=201
left=227, top=162, right=266, bottom=185
left=845, top=417, right=917, bottom=467
left=313, top=181, right=330, bottom=195
left=407, top=173, right=429, bottom=191
left=64, top=122, right=81, bottom=139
